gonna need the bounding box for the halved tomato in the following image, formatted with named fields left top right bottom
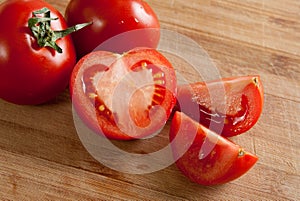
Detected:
left=170, top=112, right=258, bottom=186
left=176, top=75, right=264, bottom=137
left=70, top=48, right=177, bottom=140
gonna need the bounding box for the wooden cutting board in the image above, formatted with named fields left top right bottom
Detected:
left=0, top=0, right=299, bottom=200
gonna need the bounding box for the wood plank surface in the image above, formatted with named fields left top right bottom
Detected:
left=0, top=0, right=299, bottom=200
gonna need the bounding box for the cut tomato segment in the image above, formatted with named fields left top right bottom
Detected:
left=70, top=48, right=177, bottom=140
left=170, top=112, right=258, bottom=186
left=176, top=75, right=264, bottom=137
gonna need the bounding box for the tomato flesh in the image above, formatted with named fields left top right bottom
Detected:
left=170, top=112, right=258, bottom=186
left=176, top=76, right=264, bottom=137
left=70, top=48, right=177, bottom=140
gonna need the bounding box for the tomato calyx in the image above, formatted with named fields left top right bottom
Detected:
left=28, top=7, right=92, bottom=53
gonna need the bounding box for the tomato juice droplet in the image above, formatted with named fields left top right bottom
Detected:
left=231, top=95, right=249, bottom=126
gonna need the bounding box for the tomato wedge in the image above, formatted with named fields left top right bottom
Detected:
left=176, top=75, right=264, bottom=137
left=70, top=48, right=177, bottom=140
left=170, top=112, right=258, bottom=186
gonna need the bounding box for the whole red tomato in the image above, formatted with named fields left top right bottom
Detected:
left=65, top=0, right=160, bottom=58
left=0, top=0, right=77, bottom=105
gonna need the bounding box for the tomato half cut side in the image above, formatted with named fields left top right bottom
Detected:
left=70, top=48, right=177, bottom=140
left=176, top=75, right=264, bottom=137
left=170, top=112, right=258, bottom=186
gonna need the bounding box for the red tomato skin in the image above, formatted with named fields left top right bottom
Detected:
left=65, top=0, right=160, bottom=58
left=176, top=76, right=264, bottom=137
left=170, top=112, right=258, bottom=186
left=0, top=0, right=76, bottom=105
left=70, top=48, right=177, bottom=140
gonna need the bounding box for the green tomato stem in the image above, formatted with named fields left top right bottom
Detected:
left=28, top=7, right=92, bottom=53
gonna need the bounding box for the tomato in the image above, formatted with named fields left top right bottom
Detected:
left=175, top=76, right=264, bottom=137
left=65, top=0, right=160, bottom=59
left=70, top=48, right=177, bottom=140
left=0, top=0, right=85, bottom=105
left=170, top=112, right=258, bottom=186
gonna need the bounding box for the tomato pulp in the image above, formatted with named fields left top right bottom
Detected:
left=170, top=112, right=258, bottom=186
left=176, top=76, right=264, bottom=137
left=65, top=0, right=160, bottom=59
left=70, top=48, right=177, bottom=140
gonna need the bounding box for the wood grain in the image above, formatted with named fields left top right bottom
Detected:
left=0, top=0, right=299, bottom=200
